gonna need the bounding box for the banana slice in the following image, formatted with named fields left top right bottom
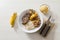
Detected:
left=10, top=12, right=17, bottom=27
left=30, top=13, right=38, bottom=20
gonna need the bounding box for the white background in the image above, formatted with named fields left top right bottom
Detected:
left=0, top=0, right=60, bottom=40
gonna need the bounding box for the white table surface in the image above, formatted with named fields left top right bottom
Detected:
left=0, top=0, right=60, bottom=40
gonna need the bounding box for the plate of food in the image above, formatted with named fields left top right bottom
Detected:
left=18, top=9, right=43, bottom=33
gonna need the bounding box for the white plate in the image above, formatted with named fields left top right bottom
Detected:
left=18, top=9, right=43, bottom=33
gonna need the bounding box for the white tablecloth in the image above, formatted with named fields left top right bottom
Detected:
left=0, top=0, right=60, bottom=40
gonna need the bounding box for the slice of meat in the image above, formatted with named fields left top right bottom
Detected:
left=22, top=13, right=31, bottom=25
left=25, top=13, right=31, bottom=18
left=22, top=16, right=29, bottom=25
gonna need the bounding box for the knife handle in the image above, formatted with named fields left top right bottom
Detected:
left=41, top=25, right=50, bottom=37
left=40, top=23, right=47, bottom=34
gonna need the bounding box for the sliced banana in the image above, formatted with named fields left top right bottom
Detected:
left=30, top=13, right=38, bottom=20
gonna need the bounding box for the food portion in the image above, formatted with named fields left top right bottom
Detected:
left=25, top=21, right=35, bottom=30
left=22, top=13, right=30, bottom=25
left=40, top=4, right=48, bottom=14
left=22, top=9, right=41, bottom=30
left=32, top=18, right=40, bottom=27
left=30, top=13, right=38, bottom=20
left=10, top=12, right=17, bottom=27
